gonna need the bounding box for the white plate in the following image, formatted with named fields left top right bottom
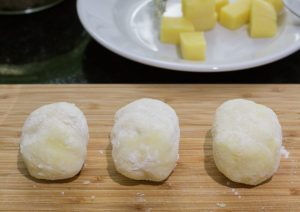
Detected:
left=77, top=0, right=300, bottom=72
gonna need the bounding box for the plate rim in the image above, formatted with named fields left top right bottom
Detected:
left=77, top=0, right=300, bottom=73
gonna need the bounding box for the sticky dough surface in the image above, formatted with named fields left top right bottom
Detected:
left=20, top=102, right=89, bottom=180
left=111, top=98, right=180, bottom=182
left=212, top=99, right=282, bottom=185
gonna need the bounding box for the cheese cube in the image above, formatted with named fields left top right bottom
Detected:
left=160, top=17, right=195, bottom=44
left=220, top=0, right=252, bottom=30
left=215, top=0, right=229, bottom=16
left=182, top=0, right=217, bottom=31
left=179, top=32, right=206, bottom=61
left=264, top=0, right=284, bottom=13
left=250, top=0, right=277, bottom=38
left=214, top=12, right=218, bottom=21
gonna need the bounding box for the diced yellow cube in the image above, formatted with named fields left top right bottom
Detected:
left=182, top=0, right=217, bottom=31
left=250, top=0, right=277, bottom=38
left=264, top=0, right=284, bottom=13
left=179, top=32, right=206, bottom=61
left=214, top=12, right=218, bottom=21
left=160, top=17, right=195, bottom=44
left=215, top=0, right=229, bottom=16
left=219, top=0, right=252, bottom=30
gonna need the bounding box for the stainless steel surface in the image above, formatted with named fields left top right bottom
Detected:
left=0, top=0, right=64, bottom=15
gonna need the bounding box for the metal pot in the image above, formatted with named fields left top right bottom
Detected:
left=0, top=0, right=64, bottom=14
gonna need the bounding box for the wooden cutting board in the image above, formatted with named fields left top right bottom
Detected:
left=0, top=84, right=299, bottom=211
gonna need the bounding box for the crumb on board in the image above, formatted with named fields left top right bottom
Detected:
left=230, top=188, right=242, bottom=199
left=83, top=180, right=91, bottom=185
left=136, top=197, right=146, bottom=203
left=136, top=193, right=146, bottom=203
left=99, top=150, right=104, bottom=155
left=61, top=191, right=64, bottom=195
left=136, top=192, right=145, bottom=197
left=281, top=146, right=289, bottom=159
left=216, top=203, right=226, bottom=208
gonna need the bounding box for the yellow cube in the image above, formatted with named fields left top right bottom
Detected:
left=215, top=0, right=229, bottom=16
left=160, top=17, right=195, bottom=44
left=182, top=0, right=216, bottom=31
left=219, top=0, right=252, bottom=30
left=214, top=12, right=218, bottom=21
left=250, top=0, right=277, bottom=38
left=264, top=0, right=284, bottom=13
left=180, top=32, right=206, bottom=61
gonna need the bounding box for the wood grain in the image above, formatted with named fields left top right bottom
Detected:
left=0, top=84, right=299, bottom=211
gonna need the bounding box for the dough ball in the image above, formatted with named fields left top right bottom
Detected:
left=212, top=99, right=282, bottom=185
left=20, top=102, right=89, bottom=180
left=111, top=98, right=180, bottom=182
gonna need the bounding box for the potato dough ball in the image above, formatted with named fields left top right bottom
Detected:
left=212, top=99, right=282, bottom=185
left=20, top=102, right=89, bottom=180
left=111, top=98, right=180, bottom=182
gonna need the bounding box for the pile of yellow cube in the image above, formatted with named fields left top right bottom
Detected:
left=160, top=0, right=284, bottom=61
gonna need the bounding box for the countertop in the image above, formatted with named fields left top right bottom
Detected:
left=0, top=0, right=300, bottom=83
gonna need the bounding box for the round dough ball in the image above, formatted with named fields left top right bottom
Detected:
left=111, top=98, right=180, bottom=182
left=20, top=102, right=89, bottom=180
left=212, top=99, right=282, bottom=185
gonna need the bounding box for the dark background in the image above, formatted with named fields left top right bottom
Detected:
left=0, top=0, right=299, bottom=83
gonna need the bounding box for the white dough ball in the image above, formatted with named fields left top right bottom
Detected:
left=20, top=102, right=89, bottom=180
left=212, top=99, right=282, bottom=185
left=111, top=98, right=180, bottom=182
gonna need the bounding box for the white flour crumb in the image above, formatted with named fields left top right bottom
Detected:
left=84, top=163, right=87, bottom=168
left=91, top=195, right=95, bottom=200
left=136, top=192, right=145, bottom=197
left=136, top=196, right=146, bottom=202
left=230, top=188, right=240, bottom=197
left=281, top=146, right=289, bottom=159
left=98, top=150, right=104, bottom=155
left=145, top=208, right=152, bottom=212
left=238, top=195, right=241, bottom=199
left=216, top=203, right=226, bottom=208
left=136, top=193, right=146, bottom=203
left=83, top=180, right=91, bottom=185
left=61, top=191, right=64, bottom=195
